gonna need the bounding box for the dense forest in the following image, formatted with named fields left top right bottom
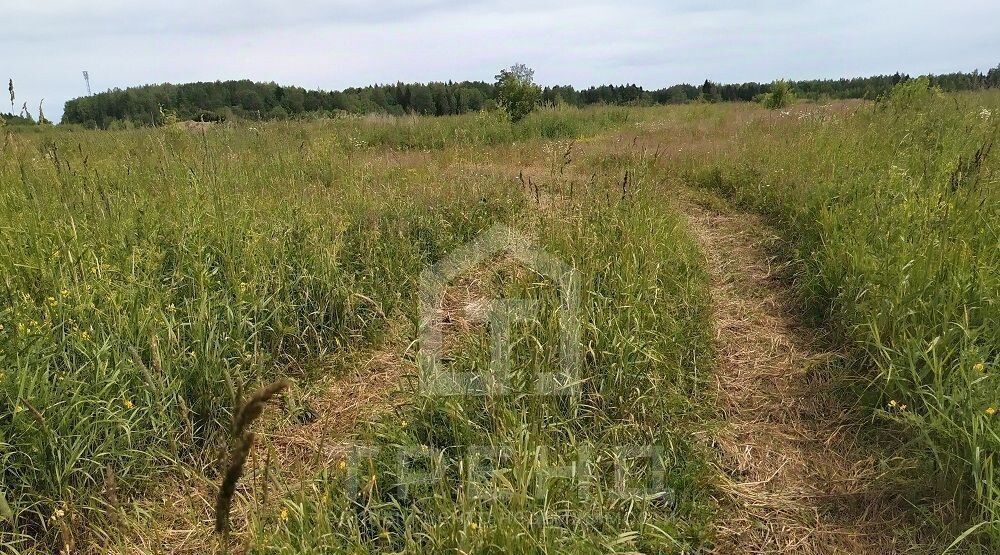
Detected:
left=0, top=112, right=35, bottom=125
left=58, top=65, right=1000, bottom=128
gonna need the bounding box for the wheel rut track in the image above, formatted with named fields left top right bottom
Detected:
left=681, top=199, right=908, bottom=554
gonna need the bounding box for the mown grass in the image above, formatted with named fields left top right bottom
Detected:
left=676, top=83, right=1000, bottom=549
left=0, top=105, right=715, bottom=553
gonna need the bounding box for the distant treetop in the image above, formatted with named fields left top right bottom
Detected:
left=59, top=64, right=1000, bottom=128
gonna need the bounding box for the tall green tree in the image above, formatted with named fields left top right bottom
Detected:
left=410, top=87, right=434, bottom=115
left=494, top=63, right=541, bottom=122
left=700, top=80, right=722, bottom=102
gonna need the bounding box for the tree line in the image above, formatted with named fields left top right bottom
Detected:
left=58, top=65, right=1000, bottom=128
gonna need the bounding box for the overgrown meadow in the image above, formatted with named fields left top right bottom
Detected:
left=2, top=83, right=1000, bottom=553
left=0, top=106, right=717, bottom=553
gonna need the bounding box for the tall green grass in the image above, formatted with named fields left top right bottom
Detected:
left=266, top=104, right=631, bottom=152
left=0, top=105, right=694, bottom=552
left=684, top=82, right=1000, bottom=547
left=255, top=154, right=716, bottom=553
left=0, top=121, right=523, bottom=551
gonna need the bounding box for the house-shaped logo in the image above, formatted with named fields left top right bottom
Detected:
left=418, top=224, right=581, bottom=396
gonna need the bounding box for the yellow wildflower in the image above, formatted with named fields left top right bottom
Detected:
left=888, top=400, right=897, bottom=408
left=123, top=398, right=134, bottom=410
left=469, top=522, right=479, bottom=530
left=60, top=289, right=70, bottom=298
left=338, top=460, right=347, bottom=471
left=47, top=296, right=57, bottom=307
left=987, top=407, right=997, bottom=416
left=279, top=508, right=289, bottom=522
left=974, top=363, right=986, bottom=373
left=400, top=419, right=408, bottom=428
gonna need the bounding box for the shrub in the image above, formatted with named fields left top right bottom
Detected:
left=762, top=80, right=795, bottom=109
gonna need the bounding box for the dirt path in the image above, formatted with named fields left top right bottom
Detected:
left=107, top=346, right=407, bottom=555
left=680, top=196, right=907, bottom=554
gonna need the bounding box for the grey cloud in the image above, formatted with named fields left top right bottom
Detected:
left=5, top=0, right=495, bottom=40
left=4, top=0, right=998, bottom=122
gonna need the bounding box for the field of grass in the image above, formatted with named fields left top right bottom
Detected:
left=0, top=106, right=719, bottom=553
left=676, top=83, right=1000, bottom=547
left=2, top=84, right=999, bottom=553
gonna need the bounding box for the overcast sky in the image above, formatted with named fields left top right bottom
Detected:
left=5, top=0, right=999, bottom=121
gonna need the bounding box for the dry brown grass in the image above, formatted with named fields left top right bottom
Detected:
left=104, top=334, right=410, bottom=555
